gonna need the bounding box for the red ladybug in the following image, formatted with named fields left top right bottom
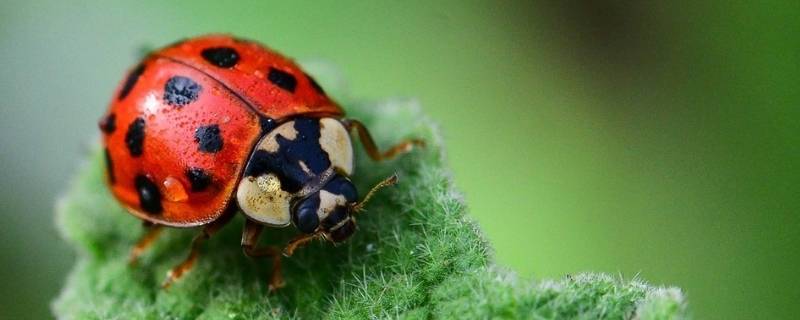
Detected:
left=99, top=35, right=422, bottom=290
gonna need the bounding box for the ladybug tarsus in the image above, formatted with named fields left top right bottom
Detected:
left=241, top=219, right=285, bottom=291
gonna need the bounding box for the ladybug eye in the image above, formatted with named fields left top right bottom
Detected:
left=293, top=194, right=320, bottom=234
left=322, top=176, right=358, bottom=203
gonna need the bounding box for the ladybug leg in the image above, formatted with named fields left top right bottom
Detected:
left=283, top=233, right=321, bottom=257
left=128, top=222, right=163, bottom=266
left=341, top=119, right=425, bottom=161
left=161, top=213, right=233, bottom=289
left=241, top=219, right=285, bottom=292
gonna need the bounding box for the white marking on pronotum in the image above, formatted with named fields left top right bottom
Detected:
left=319, top=118, right=354, bottom=175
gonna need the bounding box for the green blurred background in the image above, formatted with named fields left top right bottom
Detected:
left=1, top=1, right=797, bottom=319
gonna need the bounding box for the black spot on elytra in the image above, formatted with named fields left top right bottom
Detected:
left=201, top=47, right=240, bottom=68
left=259, top=117, right=277, bottom=134
left=125, top=117, right=145, bottom=157
left=305, top=73, right=325, bottom=95
left=267, top=67, right=297, bottom=93
left=163, top=76, right=202, bottom=107
left=104, top=148, right=115, bottom=184
left=135, top=175, right=162, bottom=214
left=99, top=113, right=116, bottom=134
left=293, top=194, right=320, bottom=233
left=118, top=63, right=145, bottom=101
left=244, top=117, right=331, bottom=193
left=194, top=124, right=223, bottom=153
left=186, top=167, right=212, bottom=192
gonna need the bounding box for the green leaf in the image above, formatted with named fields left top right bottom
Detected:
left=53, top=67, right=688, bottom=319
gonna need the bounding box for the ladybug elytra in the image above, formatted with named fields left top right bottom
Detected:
left=100, top=35, right=422, bottom=290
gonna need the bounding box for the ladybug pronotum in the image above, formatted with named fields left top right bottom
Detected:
left=100, top=35, right=423, bottom=290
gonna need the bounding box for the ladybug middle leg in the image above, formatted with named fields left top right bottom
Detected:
left=341, top=119, right=425, bottom=161
left=241, top=219, right=285, bottom=292
left=129, top=222, right=163, bottom=266
left=161, top=210, right=235, bottom=289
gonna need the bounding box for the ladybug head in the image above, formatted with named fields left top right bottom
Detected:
left=291, top=173, right=398, bottom=243
left=292, top=175, right=357, bottom=243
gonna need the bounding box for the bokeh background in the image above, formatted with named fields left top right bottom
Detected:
left=1, top=1, right=797, bottom=319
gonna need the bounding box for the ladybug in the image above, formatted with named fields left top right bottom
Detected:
left=99, top=34, right=422, bottom=290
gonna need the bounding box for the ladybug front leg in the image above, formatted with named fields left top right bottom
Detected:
left=161, top=213, right=233, bottom=289
left=128, top=222, right=163, bottom=266
left=282, top=233, right=320, bottom=257
left=341, top=119, right=425, bottom=161
left=241, top=219, right=285, bottom=292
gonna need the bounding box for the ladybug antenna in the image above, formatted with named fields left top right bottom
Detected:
left=350, top=173, right=399, bottom=213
